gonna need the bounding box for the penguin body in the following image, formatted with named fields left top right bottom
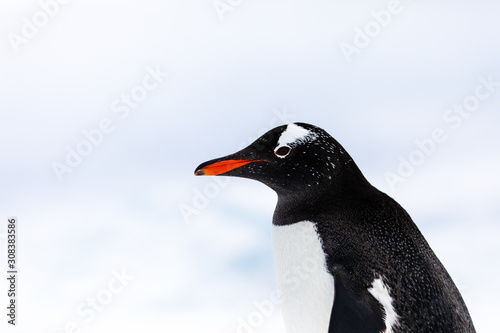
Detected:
left=195, top=123, right=476, bottom=333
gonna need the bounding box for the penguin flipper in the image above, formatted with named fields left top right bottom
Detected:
left=328, top=273, right=386, bottom=333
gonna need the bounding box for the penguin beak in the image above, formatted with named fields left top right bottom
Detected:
left=195, top=158, right=264, bottom=176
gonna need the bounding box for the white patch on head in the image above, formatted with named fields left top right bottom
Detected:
left=276, top=123, right=317, bottom=147
left=272, top=221, right=334, bottom=333
left=368, top=277, right=399, bottom=333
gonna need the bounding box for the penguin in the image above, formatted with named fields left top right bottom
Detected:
left=194, top=122, right=476, bottom=333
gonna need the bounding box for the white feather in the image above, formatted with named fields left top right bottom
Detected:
left=277, top=123, right=315, bottom=147
left=272, top=221, right=334, bottom=333
left=368, top=277, right=399, bottom=333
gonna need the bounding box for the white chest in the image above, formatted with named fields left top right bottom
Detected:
left=272, top=221, right=335, bottom=333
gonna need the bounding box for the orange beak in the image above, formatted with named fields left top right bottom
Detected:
left=195, top=159, right=264, bottom=176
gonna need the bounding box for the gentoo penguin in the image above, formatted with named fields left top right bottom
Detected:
left=194, top=122, right=476, bottom=333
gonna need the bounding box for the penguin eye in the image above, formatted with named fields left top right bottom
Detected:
left=275, top=146, right=292, bottom=158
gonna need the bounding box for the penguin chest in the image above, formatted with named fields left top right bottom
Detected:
left=272, top=221, right=334, bottom=333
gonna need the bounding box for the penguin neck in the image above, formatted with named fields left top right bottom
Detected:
left=272, top=168, right=373, bottom=226
left=273, top=191, right=324, bottom=226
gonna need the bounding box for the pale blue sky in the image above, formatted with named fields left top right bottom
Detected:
left=1, top=1, right=499, bottom=332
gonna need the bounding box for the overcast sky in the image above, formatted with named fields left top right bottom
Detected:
left=1, top=1, right=499, bottom=332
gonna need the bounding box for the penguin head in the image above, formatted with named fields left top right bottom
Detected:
left=195, top=122, right=368, bottom=197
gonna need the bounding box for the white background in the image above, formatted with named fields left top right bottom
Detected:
left=1, top=0, right=499, bottom=332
